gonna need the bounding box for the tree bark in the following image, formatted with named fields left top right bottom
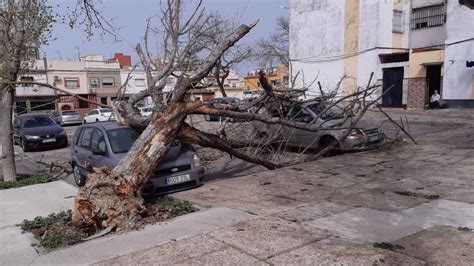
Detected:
left=1, top=87, right=16, bottom=182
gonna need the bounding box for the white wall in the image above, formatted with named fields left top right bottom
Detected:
left=443, top=2, right=474, bottom=100
left=120, top=70, right=148, bottom=95
left=289, top=0, right=345, bottom=94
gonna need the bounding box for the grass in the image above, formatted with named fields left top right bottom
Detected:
left=0, top=173, right=51, bottom=190
left=146, top=195, right=197, bottom=216
left=394, top=190, right=440, bottom=200
left=373, top=242, right=405, bottom=251
left=19, top=210, right=86, bottom=251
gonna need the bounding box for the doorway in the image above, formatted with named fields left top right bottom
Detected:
left=426, top=65, right=442, bottom=102
left=382, top=67, right=404, bottom=107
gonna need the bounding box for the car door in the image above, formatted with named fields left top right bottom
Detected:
left=74, top=127, right=94, bottom=172
left=285, top=106, right=320, bottom=148
left=90, top=128, right=109, bottom=168
left=86, top=110, right=98, bottom=123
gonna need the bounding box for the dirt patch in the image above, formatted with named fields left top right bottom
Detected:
left=20, top=196, right=197, bottom=251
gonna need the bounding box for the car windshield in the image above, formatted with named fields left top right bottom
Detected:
left=106, top=128, right=140, bottom=153
left=100, top=109, right=112, bottom=113
left=62, top=111, right=79, bottom=115
left=22, top=116, right=56, bottom=128
left=307, top=103, right=345, bottom=121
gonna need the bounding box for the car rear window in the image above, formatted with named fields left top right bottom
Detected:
left=22, top=116, right=56, bottom=128
left=100, top=109, right=112, bottom=113
left=106, top=128, right=140, bottom=153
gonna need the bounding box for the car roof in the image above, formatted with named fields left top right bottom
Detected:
left=79, top=122, right=130, bottom=131
left=16, top=113, right=51, bottom=118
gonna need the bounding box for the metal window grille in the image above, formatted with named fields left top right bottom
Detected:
left=393, top=10, right=404, bottom=33
left=411, top=4, right=446, bottom=29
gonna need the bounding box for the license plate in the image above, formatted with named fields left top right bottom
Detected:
left=42, top=138, right=56, bottom=143
left=166, top=174, right=191, bottom=185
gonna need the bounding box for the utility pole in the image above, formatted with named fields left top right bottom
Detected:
left=43, top=56, right=58, bottom=111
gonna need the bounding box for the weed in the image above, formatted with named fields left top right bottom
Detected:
left=373, top=242, right=405, bottom=251
left=146, top=196, right=197, bottom=216
left=394, top=191, right=440, bottom=200
left=0, top=173, right=51, bottom=190
left=20, top=210, right=72, bottom=232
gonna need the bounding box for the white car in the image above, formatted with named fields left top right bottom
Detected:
left=138, top=106, right=154, bottom=117
left=83, top=108, right=115, bottom=124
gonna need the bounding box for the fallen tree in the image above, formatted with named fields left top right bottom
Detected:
left=2, top=0, right=414, bottom=233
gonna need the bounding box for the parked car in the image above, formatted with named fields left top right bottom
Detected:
left=52, top=110, right=82, bottom=126
left=205, top=97, right=244, bottom=122
left=138, top=106, right=154, bottom=117
left=13, top=113, right=68, bottom=152
left=82, top=108, right=115, bottom=124
left=254, top=101, right=386, bottom=151
left=71, top=122, right=205, bottom=196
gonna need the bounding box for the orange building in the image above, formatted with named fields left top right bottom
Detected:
left=244, top=65, right=288, bottom=90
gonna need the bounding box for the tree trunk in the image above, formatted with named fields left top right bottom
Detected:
left=72, top=103, right=190, bottom=231
left=1, top=88, right=16, bottom=182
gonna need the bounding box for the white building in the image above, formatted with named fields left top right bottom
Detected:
left=289, top=0, right=474, bottom=108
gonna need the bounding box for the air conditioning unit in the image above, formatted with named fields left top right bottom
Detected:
left=53, top=75, right=61, bottom=81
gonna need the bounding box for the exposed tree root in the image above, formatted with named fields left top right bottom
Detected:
left=72, top=167, right=146, bottom=232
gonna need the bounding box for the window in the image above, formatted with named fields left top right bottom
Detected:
left=102, top=77, right=115, bottom=86
left=64, top=78, right=80, bottom=89
left=91, top=129, right=107, bottom=154
left=20, top=76, right=34, bottom=87
left=89, top=77, right=99, bottom=88
left=411, top=4, right=446, bottom=29
left=88, top=110, right=99, bottom=116
left=101, top=97, right=108, bottom=105
left=393, top=10, right=403, bottom=33
left=107, top=128, right=140, bottom=153
left=135, top=78, right=146, bottom=87
left=79, top=128, right=94, bottom=149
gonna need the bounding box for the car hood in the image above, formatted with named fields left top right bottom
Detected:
left=21, top=125, right=63, bottom=136
left=114, top=145, right=192, bottom=164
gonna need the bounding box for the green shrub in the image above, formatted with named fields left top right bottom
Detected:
left=0, top=173, right=50, bottom=189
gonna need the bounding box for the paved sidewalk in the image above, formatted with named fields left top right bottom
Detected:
left=101, top=110, right=474, bottom=265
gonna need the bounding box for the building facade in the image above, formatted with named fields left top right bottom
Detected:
left=289, top=0, right=474, bottom=108
left=244, top=65, right=288, bottom=90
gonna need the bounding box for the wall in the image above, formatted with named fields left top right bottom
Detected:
left=47, top=61, right=88, bottom=95
left=289, top=0, right=345, bottom=94
left=120, top=69, right=147, bottom=95
left=442, top=1, right=474, bottom=102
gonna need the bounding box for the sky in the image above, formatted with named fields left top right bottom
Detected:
left=45, top=0, right=289, bottom=75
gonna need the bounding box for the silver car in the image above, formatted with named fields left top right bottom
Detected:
left=255, top=101, right=385, bottom=150
left=71, top=122, right=204, bottom=196
left=52, top=110, right=82, bottom=126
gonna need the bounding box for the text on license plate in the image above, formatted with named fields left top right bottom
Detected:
left=42, top=138, right=56, bottom=143
left=166, top=174, right=191, bottom=185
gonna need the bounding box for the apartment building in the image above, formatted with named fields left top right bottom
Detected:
left=244, top=65, right=289, bottom=90
left=289, top=0, right=474, bottom=108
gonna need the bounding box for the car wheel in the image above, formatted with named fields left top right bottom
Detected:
left=83, top=119, right=87, bottom=124
left=96, top=119, right=100, bottom=123
left=21, top=139, right=30, bottom=152
left=319, top=135, right=338, bottom=150
left=73, top=164, right=86, bottom=187
left=204, top=114, right=210, bottom=121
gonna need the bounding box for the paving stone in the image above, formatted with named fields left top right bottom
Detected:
left=209, top=217, right=329, bottom=259
left=274, top=202, right=355, bottom=224
left=95, top=234, right=226, bottom=266
left=177, top=246, right=267, bottom=265
left=0, top=226, right=38, bottom=265
left=268, top=237, right=425, bottom=265
left=217, top=194, right=307, bottom=216
left=304, top=207, right=423, bottom=243
left=331, top=188, right=431, bottom=212
left=400, top=199, right=474, bottom=228
left=394, top=226, right=474, bottom=265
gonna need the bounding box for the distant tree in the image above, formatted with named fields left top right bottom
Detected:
left=254, top=16, right=289, bottom=68
left=0, top=0, right=54, bottom=182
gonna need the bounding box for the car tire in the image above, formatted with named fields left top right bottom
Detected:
left=319, top=135, right=338, bottom=150
left=73, top=164, right=86, bottom=187
left=21, top=139, right=30, bottom=152
left=83, top=119, right=87, bottom=124
left=96, top=119, right=100, bottom=123
left=205, top=114, right=210, bottom=121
